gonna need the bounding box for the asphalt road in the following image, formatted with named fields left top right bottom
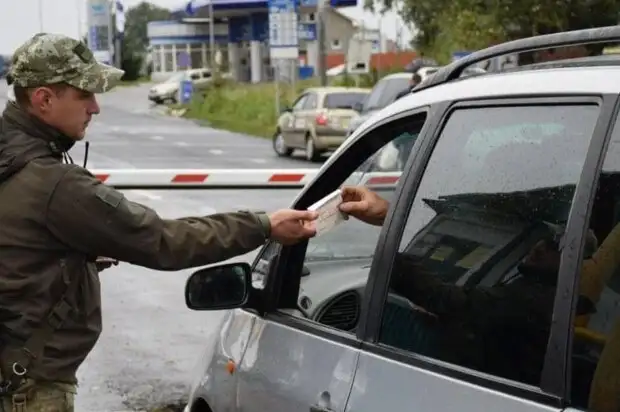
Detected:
left=0, top=82, right=314, bottom=411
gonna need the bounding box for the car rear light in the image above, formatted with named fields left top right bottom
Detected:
left=315, top=113, right=328, bottom=126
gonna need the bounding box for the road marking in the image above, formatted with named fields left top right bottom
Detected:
left=251, top=158, right=267, bottom=164
left=151, top=135, right=164, bottom=141
left=129, top=190, right=162, bottom=201
left=175, top=141, right=189, bottom=147
left=209, top=149, right=224, bottom=155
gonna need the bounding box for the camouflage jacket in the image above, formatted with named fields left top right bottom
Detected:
left=0, top=102, right=269, bottom=384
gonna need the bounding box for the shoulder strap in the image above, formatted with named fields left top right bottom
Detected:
left=1, top=260, right=82, bottom=393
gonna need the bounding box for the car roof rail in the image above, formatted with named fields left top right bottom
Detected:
left=413, top=25, right=620, bottom=94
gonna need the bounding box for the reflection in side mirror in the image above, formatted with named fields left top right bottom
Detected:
left=185, top=262, right=251, bottom=310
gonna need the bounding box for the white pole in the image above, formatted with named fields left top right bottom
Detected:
left=38, top=0, right=44, bottom=31
left=209, top=0, right=215, bottom=72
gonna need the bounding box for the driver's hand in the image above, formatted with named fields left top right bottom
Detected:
left=338, top=186, right=389, bottom=226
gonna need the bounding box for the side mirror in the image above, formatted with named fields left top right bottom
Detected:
left=352, top=101, right=363, bottom=112
left=281, top=106, right=292, bottom=113
left=185, top=262, right=251, bottom=310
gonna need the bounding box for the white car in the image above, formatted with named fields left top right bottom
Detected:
left=148, top=68, right=216, bottom=104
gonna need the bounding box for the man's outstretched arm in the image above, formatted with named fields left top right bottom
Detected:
left=45, top=166, right=317, bottom=271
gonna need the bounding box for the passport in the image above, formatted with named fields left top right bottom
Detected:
left=307, top=189, right=347, bottom=236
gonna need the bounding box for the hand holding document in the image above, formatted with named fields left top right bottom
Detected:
left=307, top=189, right=348, bottom=236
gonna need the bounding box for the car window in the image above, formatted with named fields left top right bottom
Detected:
left=292, top=95, right=308, bottom=111
left=304, top=93, right=318, bottom=110
left=363, top=77, right=411, bottom=111
left=190, top=73, right=200, bottom=80
left=378, top=103, right=599, bottom=388
left=273, top=112, right=428, bottom=331
left=323, top=92, right=368, bottom=109
left=569, top=115, right=620, bottom=410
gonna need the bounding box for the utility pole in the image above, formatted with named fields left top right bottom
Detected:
left=209, top=0, right=216, bottom=73
left=316, top=0, right=327, bottom=86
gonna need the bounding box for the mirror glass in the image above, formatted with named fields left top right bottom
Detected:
left=186, top=263, right=250, bottom=310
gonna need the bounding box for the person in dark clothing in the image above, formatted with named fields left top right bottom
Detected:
left=395, top=73, right=423, bottom=101
left=0, top=33, right=318, bottom=411
left=338, top=185, right=597, bottom=385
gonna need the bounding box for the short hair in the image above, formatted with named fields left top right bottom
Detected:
left=412, top=73, right=422, bottom=84
left=13, top=83, right=69, bottom=107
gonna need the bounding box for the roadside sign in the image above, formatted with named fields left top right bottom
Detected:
left=180, top=79, right=193, bottom=104
left=268, top=0, right=299, bottom=60
left=346, top=37, right=372, bottom=74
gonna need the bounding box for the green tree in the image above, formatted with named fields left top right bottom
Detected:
left=119, top=1, right=172, bottom=80
left=369, top=0, right=620, bottom=62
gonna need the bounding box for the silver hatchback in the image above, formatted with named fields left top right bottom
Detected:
left=182, top=27, right=620, bottom=412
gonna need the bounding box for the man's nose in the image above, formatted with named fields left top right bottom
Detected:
left=89, top=96, right=100, bottom=115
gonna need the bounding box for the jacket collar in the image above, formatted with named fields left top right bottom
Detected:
left=2, top=101, right=76, bottom=155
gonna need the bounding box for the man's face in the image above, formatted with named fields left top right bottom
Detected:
left=518, top=239, right=561, bottom=281
left=34, top=85, right=100, bottom=140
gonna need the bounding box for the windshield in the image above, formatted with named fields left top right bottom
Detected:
left=363, top=77, right=411, bottom=112
left=324, top=92, right=368, bottom=109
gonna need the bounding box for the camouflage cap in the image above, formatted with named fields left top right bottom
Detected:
left=7, top=33, right=125, bottom=93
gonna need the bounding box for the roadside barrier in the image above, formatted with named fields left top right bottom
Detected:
left=91, top=169, right=402, bottom=190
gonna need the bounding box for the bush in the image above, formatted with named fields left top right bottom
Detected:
left=183, top=78, right=324, bottom=138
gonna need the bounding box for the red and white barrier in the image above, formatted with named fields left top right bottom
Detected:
left=90, top=169, right=402, bottom=190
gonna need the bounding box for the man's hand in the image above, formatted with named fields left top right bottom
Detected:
left=268, top=209, right=319, bottom=245
left=338, top=186, right=389, bottom=226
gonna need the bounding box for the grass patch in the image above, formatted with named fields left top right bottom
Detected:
left=119, top=76, right=151, bottom=87
left=181, top=75, right=377, bottom=139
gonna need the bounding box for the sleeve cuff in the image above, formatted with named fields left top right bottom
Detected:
left=254, top=211, right=271, bottom=239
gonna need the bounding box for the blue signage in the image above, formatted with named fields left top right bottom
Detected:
left=298, top=23, right=316, bottom=41
left=268, top=0, right=299, bottom=58
left=251, top=13, right=269, bottom=42
left=180, top=79, right=193, bottom=104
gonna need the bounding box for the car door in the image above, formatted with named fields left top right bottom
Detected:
left=234, top=108, right=433, bottom=412
left=292, top=92, right=318, bottom=145
left=281, top=94, right=308, bottom=147
left=345, top=96, right=615, bottom=412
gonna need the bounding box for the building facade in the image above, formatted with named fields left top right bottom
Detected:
left=146, top=0, right=393, bottom=83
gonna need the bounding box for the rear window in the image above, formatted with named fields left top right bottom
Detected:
left=363, top=77, right=411, bottom=111
left=323, top=92, right=368, bottom=109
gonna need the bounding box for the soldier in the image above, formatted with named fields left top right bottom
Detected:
left=0, top=33, right=318, bottom=411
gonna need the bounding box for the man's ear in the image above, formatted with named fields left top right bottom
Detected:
left=30, top=87, right=56, bottom=112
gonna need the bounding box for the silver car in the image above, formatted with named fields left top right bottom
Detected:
left=182, top=27, right=620, bottom=412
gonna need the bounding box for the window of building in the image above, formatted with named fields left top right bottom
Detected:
left=162, top=44, right=174, bottom=72
left=569, top=113, right=620, bottom=411
left=377, top=104, right=599, bottom=388
left=151, top=45, right=162, bottom=72
left=190, top=44, right=204, bottom=69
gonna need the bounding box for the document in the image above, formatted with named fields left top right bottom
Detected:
left=308, top=189, right=347, bottom=236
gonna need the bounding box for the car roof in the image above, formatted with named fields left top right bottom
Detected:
left=380, top=72, right=413, bottom=80
left=306, top=86, right=370, bottom=94
left=338, top=65, right=620, bottom=154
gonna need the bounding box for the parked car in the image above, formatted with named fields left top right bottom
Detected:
left=273, top=87, right=370, bottom=162
left=148, top=68, right=224, bottom=104
left=182, top=26, right=620, bottom=412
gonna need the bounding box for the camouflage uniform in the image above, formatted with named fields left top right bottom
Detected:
left=0, top=34, right=271, bottom=411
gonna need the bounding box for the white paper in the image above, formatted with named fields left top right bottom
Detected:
left=307, top=189, right=347, bottom=236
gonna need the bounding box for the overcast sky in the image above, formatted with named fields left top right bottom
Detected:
left=0, top=0, right=412, bottom=55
